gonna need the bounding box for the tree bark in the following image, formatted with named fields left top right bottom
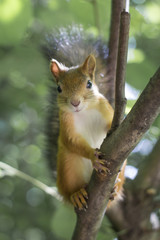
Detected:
left=72, top=67, right=160, bottom=240
left=107, top=138, right=160, bottom=240
left=111, top=10, right=130, bottom=131
left=99, top=0, right=124, bottom=105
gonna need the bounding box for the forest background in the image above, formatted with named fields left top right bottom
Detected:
left=0, top=0, right=160, bottom=240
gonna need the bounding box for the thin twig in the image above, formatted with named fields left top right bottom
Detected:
left=110, top=10, right=130, bottom=132
left=0, top=161, right=62, bottom=201
left=100, top=0, right=124, bottom=104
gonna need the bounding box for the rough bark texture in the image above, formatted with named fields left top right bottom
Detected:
left=71, top=0, right=160, bottom=238
left=72, top=67, right=160, bottom=240
left=111, top=11, right=130, bottom=131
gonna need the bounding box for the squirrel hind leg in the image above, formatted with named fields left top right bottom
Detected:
left=107, top=160, right=127, bottom=209
left=57, top=151, right=89, bottom=204
left=70, top=188, right=88, bottom=211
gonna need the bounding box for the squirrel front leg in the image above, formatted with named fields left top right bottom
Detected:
left=58, top=112, right=108, bottom=210
left=60, top=111, right=107, bottom=174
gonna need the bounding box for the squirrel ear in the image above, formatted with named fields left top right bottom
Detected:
left=81, top=55, right=96, bottom=78
left=50, top=59, right=67, bottom=81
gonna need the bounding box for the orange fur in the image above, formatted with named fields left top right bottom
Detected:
left=107, top=160, right=127, bottom=208
left=51, top=55, right=126, bottom=208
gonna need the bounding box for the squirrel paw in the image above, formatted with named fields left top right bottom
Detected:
left=70, top=188, right=88, bottom=210
left=93, top=149, right=108, bottom=176
left=94, top=148, right=106, bottom=159
left=109, top=186, right=118, bottom=201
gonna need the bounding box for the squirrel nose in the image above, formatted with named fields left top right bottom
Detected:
left=71, top=100, right=80, bottom=107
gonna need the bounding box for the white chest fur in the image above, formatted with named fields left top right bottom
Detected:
left=73, top=109, right=107, bottom=149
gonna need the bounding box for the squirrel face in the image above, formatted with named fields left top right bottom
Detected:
left=51, top=55, right=99, bottom=113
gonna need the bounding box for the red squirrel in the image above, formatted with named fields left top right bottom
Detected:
left=50, top=54, right=126, bottom=210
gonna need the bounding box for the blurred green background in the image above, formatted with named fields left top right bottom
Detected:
left=0, top=0, right=160, bottom=240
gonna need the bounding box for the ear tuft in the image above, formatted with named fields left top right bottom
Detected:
left=81, top=55, right=96, bottom=78
left=50, top=59, right=67, bottom=81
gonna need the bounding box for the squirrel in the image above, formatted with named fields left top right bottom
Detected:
left=45, top=26, right=126, bottom=210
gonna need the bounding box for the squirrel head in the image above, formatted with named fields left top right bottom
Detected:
left=50, top=55, right=99, bottom=113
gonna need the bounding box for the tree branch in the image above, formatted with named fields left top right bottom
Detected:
left=101, top=66, right=160, bottom=160
left=106, top=139, right=160, bottom=239
left=72, top=67, right=160, bottom=240
left=107, top=137, right=160, bottom=240
left=99, top=0, right=124, bottom=104
left=0, top=161, right=61, bottom=201
left=111, top=10, right=130, bottom=131
left=134, top=137, right=160, bottom=191
left=106, top=201, right=129, bottom=238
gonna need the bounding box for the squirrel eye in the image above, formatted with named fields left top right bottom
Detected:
left=86, top=80, right=92, bottom=89
left=57, top=85, right=62, bottom=93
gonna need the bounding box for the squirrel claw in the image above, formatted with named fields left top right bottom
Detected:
left=93, top=160, right=108, bottom=176
left=95, top=148, right=106, bottom=159
left=109, top=186, right=118, bottom=201
left=70, top=188, right=88, bottom=210
left=94, top=149, right=108, bottom=176
left=94, top=148, right=105, bottom=159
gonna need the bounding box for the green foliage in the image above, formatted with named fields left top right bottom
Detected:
left=51, top=203, right=76, bottom=239
left=0, top=0, right=159, bottom=239
left=0, top=0, right=33, bottom=46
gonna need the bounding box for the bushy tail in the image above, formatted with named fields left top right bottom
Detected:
left=43, top=25, right=108, bottom=64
